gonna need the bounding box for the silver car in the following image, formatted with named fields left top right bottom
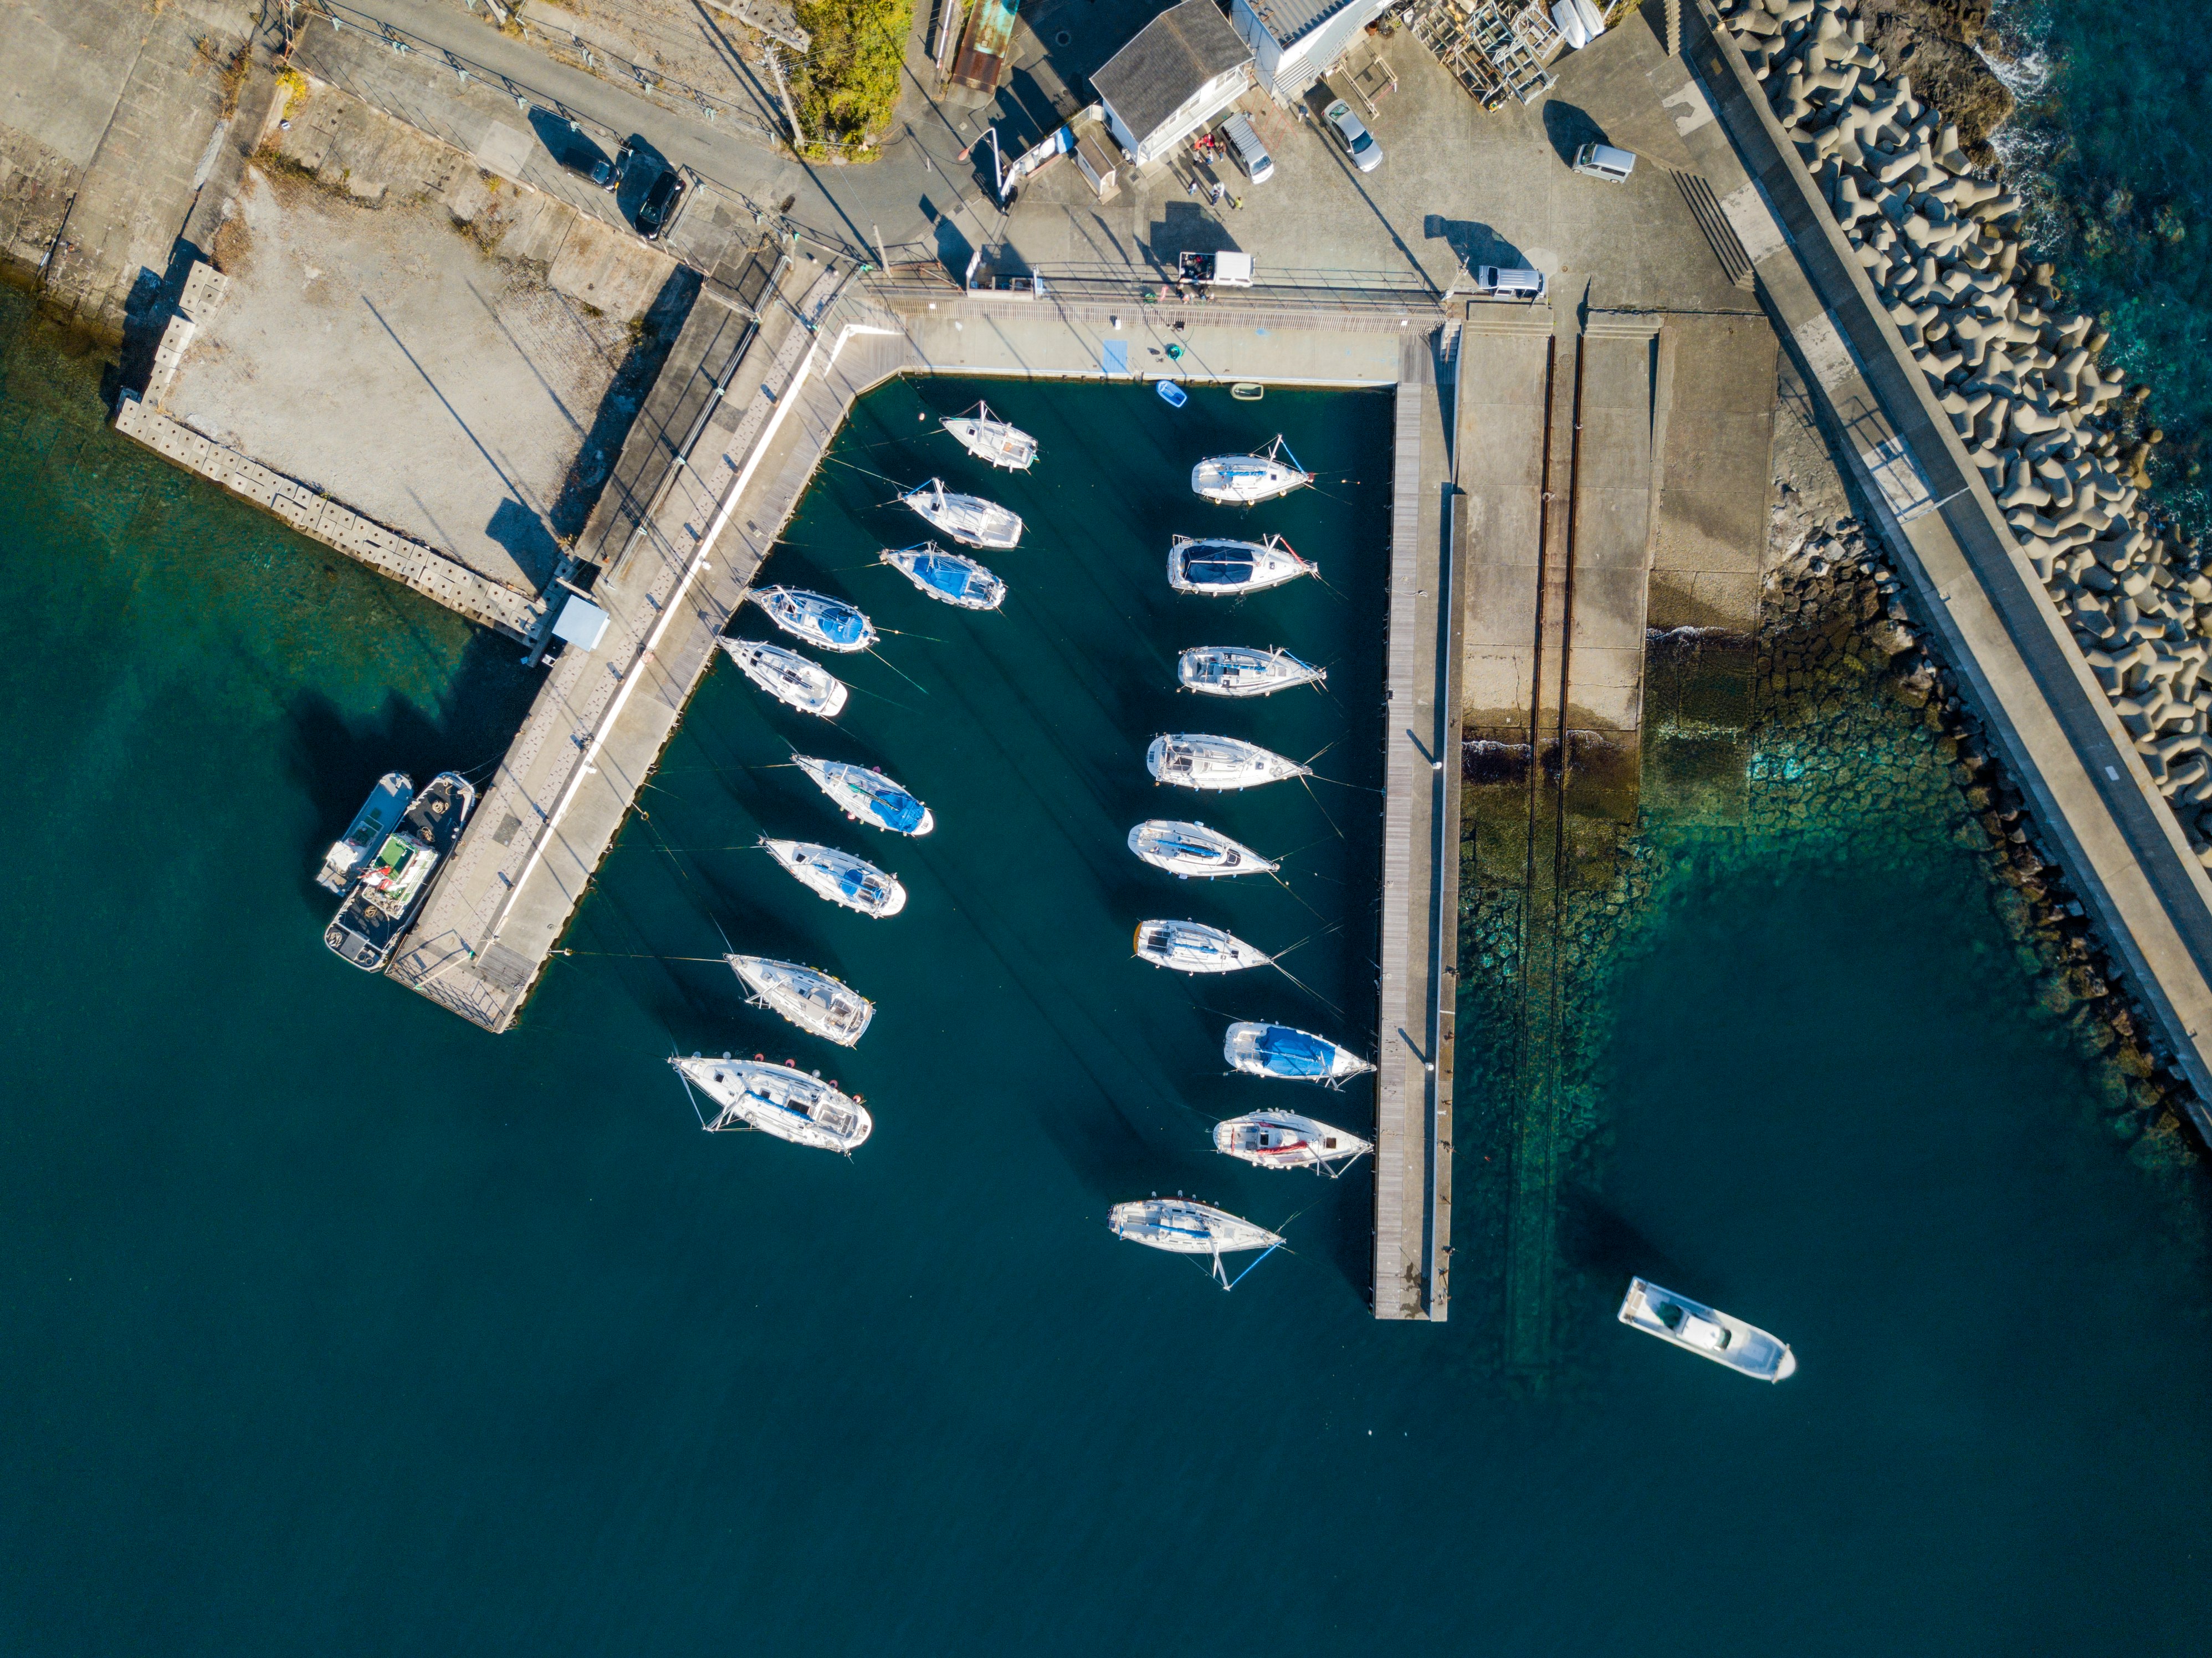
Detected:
left=1323, top=99, right=1383, bottom=174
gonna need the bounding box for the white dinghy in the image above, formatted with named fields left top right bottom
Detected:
left=672, top=1055, right=872, bottom=1155
left=1191, top=435, right=1312, bottom=504
left=726, top=954, right=874, bottom=1047
left=1127, top=819, right=1277, bottom=879
left=793, top=755, right=935, bottom=835
left=1179, top=646, right=1327, bottom=698
left=719, top=637, right=848, bottom=717
left=940, top=401, right=1037, bottom=471
left=1147, top=733, right=1310, bottom=791
left=1619, top=1278, right=1797, bottom=1382
left=1134, top=918, right=1272, bottom=974
left=1168, top=534, right=1314, bottom=595
left=1213, top=1111, right=1372, bottom=1172
left=1108, top=1198, right=1284, bottom=1288
left=760, top=838, right=908, bottom=918
left=748, top=587, right=878, bottom=654
left=880, top=543, right=1006, bottom=611
left=1223, top=1021, right=1375, bottom=1086
left=902, top=478, right=1023, bottom=550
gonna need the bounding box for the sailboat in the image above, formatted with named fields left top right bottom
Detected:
left=316, top=771, right=414, bottom=893
left=1167, top=534, right=1315, bottom=595
left=725, top=954, right=874, bottom=1046
left=1223, top=1021, right=1375, bottom=1086
left=1177, top=646, right=1327, bottom=698
left=1133, top=919, right=1271, bottom=974
left=760, top=838, right=908, bottom=918
left=1212, top=1111, right=1373, bottom=1171
left=1127, top=819, right=1277, bottom=879
left=793, top=755, right=935, bottom=835
left=1191, top=435, right=1312, bottom=504
left=747, top=587, right=878, bottom=654
left=1108, top=1198, right=1284, bottom=1287
left=879, top=543, right=1006, bottom=611
left=940, top=401, right=1037, bottom=470
left=1618, top=1278, right=1797, bottom=1381
left=719, top=637, right=848, bottom=717
left=672, top=1054, right=872, bottom=1154
left=902, top=478, right=1024, bottom=549
left=1146, top=733, right=1310, bottom=791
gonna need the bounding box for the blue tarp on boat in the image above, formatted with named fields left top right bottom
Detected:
left=1182, top=547, right=1255, bottom=585
left=1255, top=1026, right=1334, bottom=1077
left=813, top=604, right=868, bottom=644
left=917, top=555, right=972, bottom=599
left=863, top=783, right=926, bottom=834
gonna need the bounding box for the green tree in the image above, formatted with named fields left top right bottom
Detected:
left=790, top=0, right=912, bottom=152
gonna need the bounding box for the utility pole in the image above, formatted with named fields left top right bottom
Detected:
left=765, top=46, right=805, bottom=148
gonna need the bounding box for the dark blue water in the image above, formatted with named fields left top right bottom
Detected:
left=1, top=294, right=2208, bottom=1653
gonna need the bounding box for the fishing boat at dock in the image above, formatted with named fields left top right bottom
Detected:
left=747, top=587, right=878, bottom=654
left=880, top=543, right=1006, bottom=611
left=1223, top=1022, right=1375, bottom=1086
left=1134, top=919, right=1271, bottom=974
left=902, top=478, right=1023, bottom=550
left=1109, top=1198, right=1283, bottom=1287
left=940, top=402, right=1037, bottom=471
left=1147, top=733, right=1310, bottom=791
left=323, top=771, right=476, bottom=971
left=1127, top=819, right=1277, bottom=879
left=316, top=771, right=413, bottom=893
left=1191, top=435, right=1312, bottom=504
left=1179, top=646, right=1326, bottom=698
left=719, top=637, right=848, bottom=717
left=672, top=1055, right=871, bottom=1154
left=1619, top=1278, right=1797, bottom=1382
left=760, top=838, right=907, bottom=917
left=726, top=954, right=874, bottom=1047
left=1213, top=1111, right=1372, bottom=1171
left=1168, top=534, right=1314, bottom=595
left=793, top=755, right=935, bottom=836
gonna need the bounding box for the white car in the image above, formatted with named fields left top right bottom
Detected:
left=1323, top=100, right=1383, bottom=174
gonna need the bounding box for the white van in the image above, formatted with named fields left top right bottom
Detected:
left=1572, top=142, right=1637, bottom=182
left=1477, top=265, right=1548, bottom=301
left=1221, top=113, right=1274, bottom=185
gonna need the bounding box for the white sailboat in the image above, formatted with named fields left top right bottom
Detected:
left=719, top=637, right=849, bottom=717
left=747, top=586, right=878, bottom=654
left=1108, top=1198, right=1284, bottom=1287
left=1134, top=918, right=1271, bottom=974
left=902, top=478, right=1024, bottom=550
left=793, top=755, right=935, bottom=835
left=1146, top=733, right=1310, bottom=791
left=879, top=542, right=1006, bottom=611
left=1167, top=534, right=1315, bottom=595
left=1223, top=1021, right=1375, bottom=1086
left=760, top=838, right=908, bottom=918
left=316, top=771, right=414, bottom=894
left=1178, top=646, right=1327, bottom=698
left=1191, top=435, right=1312, bottom=504
left=1213, top=1111, right=1372, bottom=1171
left=1127, top=818, right=1277, bottom=879
left=672, top=1055, right=872, bottom=1154
left=940, top=401, right=1037, bottom=470
left=1618, top=1278, right=1798, bottom=1382
left=726, top=954, right=874, bottom=1047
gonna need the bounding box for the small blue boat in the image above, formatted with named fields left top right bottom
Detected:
left=748, top=586, right=878, bottom=654
left=1156, top=380, right=1189, bottom=408
left=880, top=543, right=1006, bottom=611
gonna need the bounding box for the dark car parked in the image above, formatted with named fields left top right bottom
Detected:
left=637, top=166, right=687, bottom=241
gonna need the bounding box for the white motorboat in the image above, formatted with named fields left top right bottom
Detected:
left=1127, top=818, right=1277, bottom=879
left=672, top=1054, right=872, bottom=1154
left=1212, top=1110, right=1372, bottom=1171
left=880, top=542, right=1006, bottom=611
left=793, top=754, right=935, bottom=835
left=747, top=586, right=878, bottom=654
left=719, top=637, right=848, bottom=717
left=902, top=478, right=1024, bottom=550
left=1619, top=1278, right=1797, bottom=1382
left=1146, top=733, right=1310, bottom=791
left=316, top=770, right=414, bottom=893
left=324, top=772, right=476, bottom=971
left=760, top=838, right=908, bottom=918
left=1191, top=435, right=1312, bottom=504
left=1223, top=1022, right=1375, bottom=1086
left=1134, top=918, right=1271, bottom=974
left=726, top=954, right=874, bottom=1047
left=1178, top=646, right=1327, bottom=698
left=1167, top=534, right=1315, bottom=595
left=1109, top=1198, right=1284, bottom=1287
left=940, top=401, right=1037, bottom=471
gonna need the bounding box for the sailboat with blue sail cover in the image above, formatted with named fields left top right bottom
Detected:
left=1223, top=1021, right=1375, bottom=1085
left=794, top=755, right=935, bottom=836
left=880, top=543, right=1006, bottom=611
left=760, top=838, right=908, bottom=917
left=748, top=587, right=878, bottom=654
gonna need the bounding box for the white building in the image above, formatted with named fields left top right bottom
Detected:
left=1093, top=0, right=1256, bottom=167
left=1232, top=0, right=1394, bottom=98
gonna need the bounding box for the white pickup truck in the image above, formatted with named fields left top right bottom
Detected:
left=1176, top=250, right=1254, bottom=288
